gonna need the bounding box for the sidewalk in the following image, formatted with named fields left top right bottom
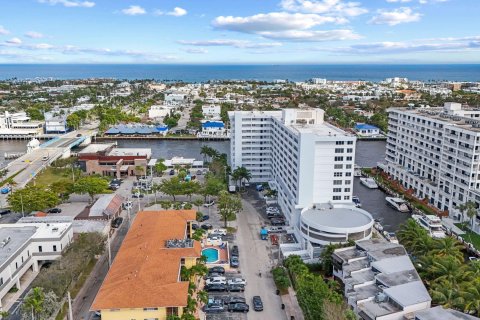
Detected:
left=281, top=287, right=305, bottom=320
left=3, top=269, right=38, bottom=313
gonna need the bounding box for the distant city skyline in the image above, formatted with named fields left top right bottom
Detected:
left=0, top=0, right=479, bottom=64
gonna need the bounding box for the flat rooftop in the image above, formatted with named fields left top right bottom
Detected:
left=301, top=205, right=373, bottom=230
left=0, top=227, right=36, bottom=268
left=107, top=148, right=151, bottom=157
left=415, top=306, right=479, bottom=320
left=290, top=121, right=350, bottom=137
left=92, top=210, right=201, bottom=310
left=78, top=143, right=113, bottom=154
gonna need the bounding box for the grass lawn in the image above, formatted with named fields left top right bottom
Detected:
left=455, top=223, right=480, bottom=250
left=30, top=167, right=78, bottom=187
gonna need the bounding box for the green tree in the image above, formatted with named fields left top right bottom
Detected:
left=21, top=287, right=58, bottom=320
left=217, top=190, right=242, bottom=228
left=72, top=176, right=109, bottom=202
left=66, top=113, right=81, bottom=130
left=154, top=159, right=167, bottom=176
left=462, top=280, right=480, bottom=317
left=464, top=201, right=478, bottom=230
left=8, top=185, right=60, bottom=213
left=159, top=200, right=172, bottom=210
left=201, top=175, right=225, bottom=201
left=159, top=177, right=183, bottom=202
left=193, top=198, right=203, bottom=212
left=431, top=237, right=464, bottom=262
left=397, top=218, right=433, bottom=256
left=232, top=166, right=252, bottom=189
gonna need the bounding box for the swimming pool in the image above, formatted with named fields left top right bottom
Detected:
left=202, top=248, right=219, bottom=263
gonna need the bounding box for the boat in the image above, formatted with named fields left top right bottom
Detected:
left=412, top=214, right=446, bottom=238
left=360, top=177, right=378, bottom=189
left=383, top=231, right=399, bottom=244
left=354, top=164, right=362, bottom=177
left=374, top=219, right=384, bottom=232
left=352, top=196, right=362, bottom=208
left=385, top=197, right=410, bottom=212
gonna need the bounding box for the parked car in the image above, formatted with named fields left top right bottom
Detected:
left=267, top=226, right=285, bottom=233
left=227, top=284, right=245, bottom=292
left=42, top=155, right=49, bottom=161
left=252, top=296, right=263, bottom=311
left=111, top=217, right=123, bottom=228
left=169, top=169, right=175, bottom=175
left=132, top=193, right=144, bottom=198
left=0, top=209, right=11, bottom=216
left=201, top=223, right=213, bottom=230
left=191, top=223, right=199, bottom=230
left=230, top=256, right=239, bottom=268
left=255, top=185, right=264, bottom=191
left=223, top=296, right=246, bottom=305
left=196, top=170, right=203, bottom=175
left=227, top=278, right=246, bottom=286
left=198, top=215, right=210, bottom=222
left=0, top=187, right=11, bottom=194
left=109, top=184, right=120, bottom=191
left=209, top=266, right=225, bottom=275
left=209, top=228, right=227, bottom=236
left=203, top=304, right=225, bottom=313
left=47, top=208, right=62, bottom=213
left=231, top=245, right=239, bottom=257
left=228, top=303, right=249, bottom=313
left=122, top=201, right=133, bottom=210
left=205, top=283, right=227, bottom=292
left=270, top=218, right=286, bottom=226
left=203, top=200, right=215, bottom=207
left=206, top=276, right=227, bottom=285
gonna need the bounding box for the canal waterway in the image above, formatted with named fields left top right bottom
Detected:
left=0, top=138, right=408, bottom=231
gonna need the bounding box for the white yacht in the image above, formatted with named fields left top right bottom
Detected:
left=383, top=231, right=399, bottom=244
left=352, top=196, right=362, bottom=208
left=385, top=197, right=410, bottom=213
left=360, top=177, right=378, bottom=189
left=412, top=214, right=446, bottom=238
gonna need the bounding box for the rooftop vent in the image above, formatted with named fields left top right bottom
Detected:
left=166, top=239, right=194, bottom=248
left=375, top=292, right=388, bottom=303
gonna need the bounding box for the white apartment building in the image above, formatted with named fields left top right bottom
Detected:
left=0, top=112, right=44, bottom=136
left=311, top=78, right=327, bottom=85
left=164, top=93, right=186, bottom=106
left=202, top=105, right=221, bottom=120
left=386, top=103, right=480, bottom=227
left=148, top=105, right=175, bottom=119
left=0, top=222, right=73, bottom=310
left=230, top=109, right=372, bottom=259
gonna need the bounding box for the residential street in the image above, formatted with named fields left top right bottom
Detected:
left=236, top=198, right=287, bottom=320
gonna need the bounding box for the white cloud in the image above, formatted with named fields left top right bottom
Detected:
left=25, top=31, right=45, bottom=39
left=369, top=7, right=421, bottom=26
left=0, top=26, right=9, bottom=35
left=386, top=0, right=412, bottom=3
left=168, top=7, right=187, bottom=17
left=280, top=0, right=368, bottom=17
left=154, top=7, right=188, bottom=17
left=38, top=0, right=95, bottom=8
left=259, top=29, right=361, bottom=41
left=6, top=37, right=22, bottom=45
left=335, top=36, right=480, bottom=54
left=213, top=12, right=346, bottom=33
left=178, top=39, right=282, bottom=49
left=184, top=48, right=208, bottom=54
left=121, top=5, right=146, bottom=16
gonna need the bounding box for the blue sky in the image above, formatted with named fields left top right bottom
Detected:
left=0, top=0, right=478, bottom=64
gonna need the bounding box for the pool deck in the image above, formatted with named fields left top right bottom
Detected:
left=202, top=242, right=229, bottom=265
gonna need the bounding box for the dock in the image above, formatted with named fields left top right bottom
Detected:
left=97, top=135, right=230, bottom=141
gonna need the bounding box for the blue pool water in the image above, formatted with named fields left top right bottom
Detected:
left=202, top=248, right=219, bottom=263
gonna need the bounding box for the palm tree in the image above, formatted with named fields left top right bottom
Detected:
left=237, top=167, right=252, bottom=189
left=464, top=201, right=478, bottom=230
left=430, top=281, right=462, bottom=309
left=461, top=280, right=480, bottom=317
left=397, top=218, right=432, bottom=256
left=428, top=256, right=470, bottom=288
left=456, top=203, right=467, bottom=225
left=431, top=237, right=464, bottom=262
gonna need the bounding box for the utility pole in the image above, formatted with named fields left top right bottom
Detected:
left=67, top=291, right=73, bottom=320
left=20, top=193, right=24, bottom=218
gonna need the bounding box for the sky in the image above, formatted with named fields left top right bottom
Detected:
left=0, top=0, right=479, bottom=64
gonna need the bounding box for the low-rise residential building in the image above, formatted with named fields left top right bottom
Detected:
left=91, top=210, right=201, bottom=320
left=202, top=105, right=221, bottom=120
left=332, top=239, right=431, bottom=320
left=78, top=143, right=151, bottom=177
left=199, top=121, right=227, bottom=137
left=0, top=222, right=73, bottom=310
left=148, top=105, right=175, bottom=119
left=355, top=123, right=381, bottom=137
left=165, top=93, right=186, bottom=106
left=44, top=113, right=67, bottom=133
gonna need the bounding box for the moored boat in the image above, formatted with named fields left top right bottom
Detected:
left=360, top=177, right=378, bottom=189
left=385, top=197, right=410, bottom=213
left=352, top=196, right=362, bottom=208
left=412, top=214, right=446, bottom=238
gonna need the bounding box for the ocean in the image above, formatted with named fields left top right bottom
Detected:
left=0, top=64, right=479, bottom=82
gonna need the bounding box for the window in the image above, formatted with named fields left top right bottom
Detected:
left=336, top=141, right=345, bottom=145
left=166, top=307, right=178, bottom=316
left=335, top=148, right=344, bottom=153
left=334, top=172, right=343, bottom=177
left=333, top=180, right=342, bottom=185
left=345, top=180, right=351, bottom=185
left=334, top=156, right=343, bottom=162
left=344, top=188, right=351, bottom=192
left=0, top=278, right=2, bottom=285
left=143, top=308, right=158, bottom=311
left=38, top=246, right=42, bottom=253
left=347, top=141, right=353, bottom=145
left=345, top=172, right=352, bottom=177
left=344, top=196, right=350, bottom=200
left=347, top=148, right=353, bottom=153
left=333, top=188, right=342, bottom=193
left=334, top=164, right=343, bottom=169
left=53, top=245, right=57, bottom=252
left=346, top=164, right=352, bottom=169
left=346, top=156, right=353, bottom=161
left=333, top=196, right=341, bottom=200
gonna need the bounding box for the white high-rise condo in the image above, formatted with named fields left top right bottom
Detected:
left=229, top=109, right=373, bottom=260
left=386, top=102, right=480, bottom=230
